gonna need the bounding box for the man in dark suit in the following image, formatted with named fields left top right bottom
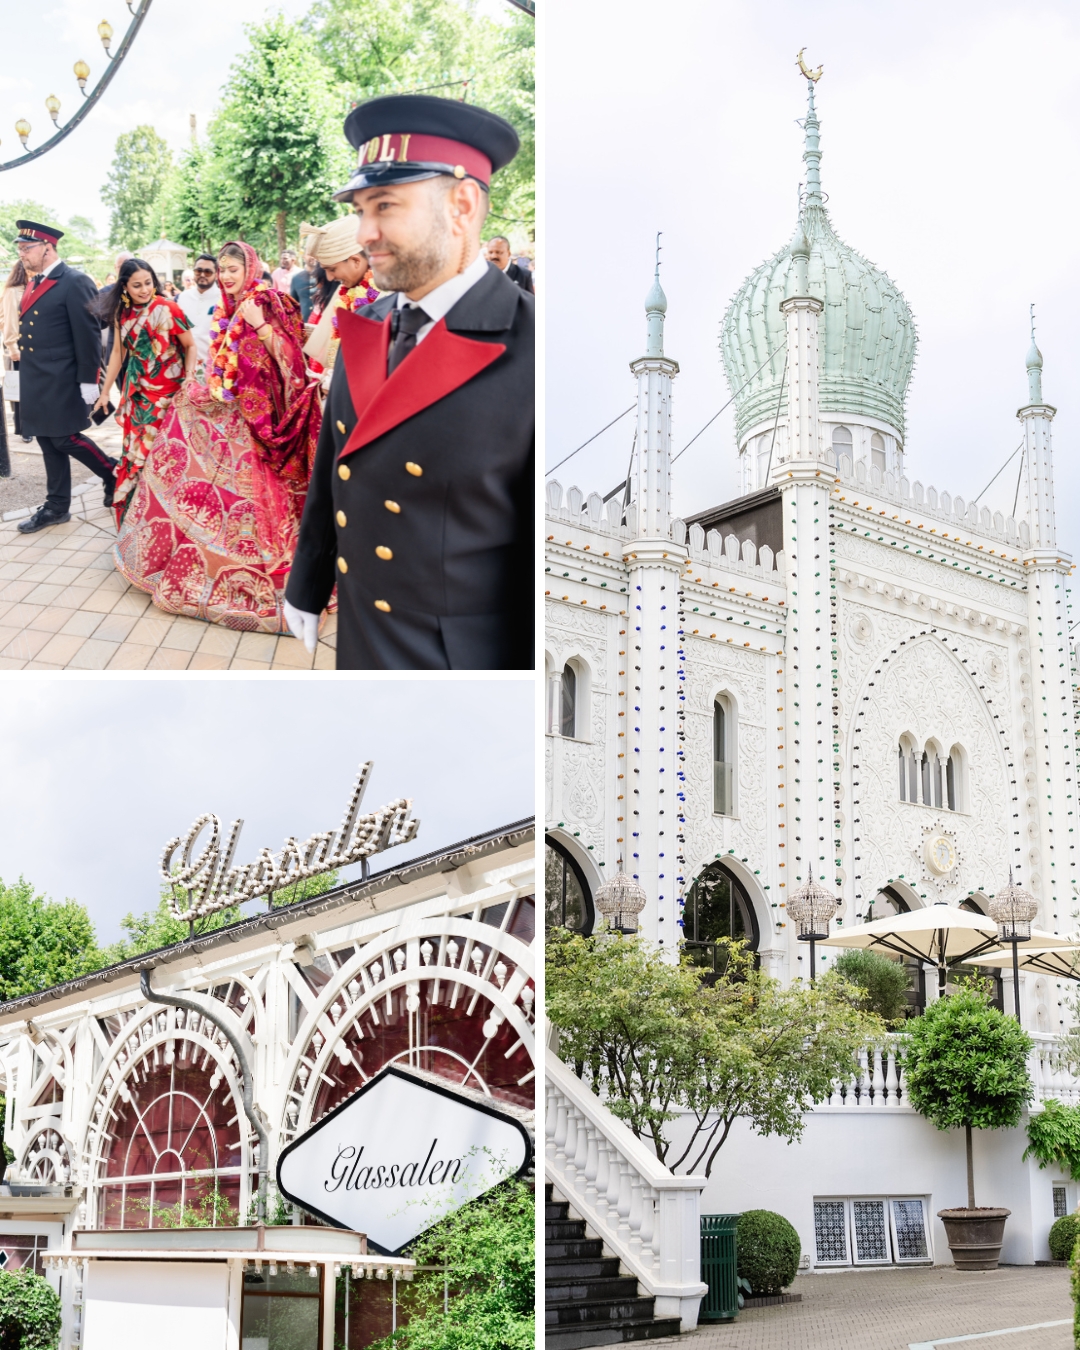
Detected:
left=284, top=95, right=534, bottom=670
left=13, top=221, right=116, bottom=533
left=485, top=235, right=533, bottom=293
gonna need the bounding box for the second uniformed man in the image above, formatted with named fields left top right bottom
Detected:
left=283, top=95, right=533, bottom=670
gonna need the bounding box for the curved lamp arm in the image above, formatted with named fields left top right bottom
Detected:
left=0, top=0, right=155, bottom=173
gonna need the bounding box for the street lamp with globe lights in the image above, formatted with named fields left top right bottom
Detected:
left=787, top=875, right=841, bottom=983
left=988, top=870, right=1038, bottom=1020
left=594, top=868, right=647, bottom=936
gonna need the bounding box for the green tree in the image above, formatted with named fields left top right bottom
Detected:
left=0, top=200, right=112, bottom=281
left=547, top=930, right=884, bottom=1177
left=159, top=143, right=218, bottom=254
left=903, top=982, right=1033, bottom=1208
left=1023, top=1098, right=1080, bottom=1181
left=101, top=125, right=174, bottom=249
left=368, top=1177, right=534, bottom=1350
left=0, top=879, right=102, bottom=1001
left=833, top=948, right=911, bottom=1026
left=208, top=16, right=352, bottom=255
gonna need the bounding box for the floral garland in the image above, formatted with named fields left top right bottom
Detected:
left=331, top=271, right=379, bottom=332
left=207, top=280, right=271, bottom=402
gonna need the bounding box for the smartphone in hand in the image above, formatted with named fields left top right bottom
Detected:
left=90, top=402, right=114, bottom=426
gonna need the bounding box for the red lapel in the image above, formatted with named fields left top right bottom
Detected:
left=338, top=311, right=505, bottom=461
left=20, top=276, right=56, bottom=315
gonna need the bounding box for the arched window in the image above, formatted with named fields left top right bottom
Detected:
left=871, top=432, right=887, bottom=476
left=560, top=663, right=576, bottom=738
left=898, top=737, right=918, bottom=804
left=946, top=745, right=964, bottom=811
left=832, top=426, right=852, bottom=457
left=920, top=751, right=931, bottom=805
left=713, top=696, right=735, bottom=815
left=545, top=835, right=594, bottom=935
left=756, top=433, right=771, bottom=488
left=683, top=863, right=759, bottom=977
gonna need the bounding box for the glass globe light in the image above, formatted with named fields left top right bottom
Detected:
left=74, top=61, right=91, bottom=92
left=15, top=120, right=30, bottom=148
left=595, top=870, right=647, bottom=934
left=98, top=20, right=114, bottom=53
left=45, top=95, right=60, bottom=124
left=787, top=875, right=840, bottom=941
left=989, top=870, right=1038, bottom=943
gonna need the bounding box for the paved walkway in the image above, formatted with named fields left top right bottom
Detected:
left=641, top=1266, right=1073, bottom=1350
left=0, top=419, right=335, bottom=670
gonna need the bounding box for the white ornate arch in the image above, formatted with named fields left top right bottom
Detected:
left=280, top=913, right=535, bottom=1145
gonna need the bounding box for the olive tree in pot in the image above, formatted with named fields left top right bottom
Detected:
left=902, top=982, right=1033, bottom=1270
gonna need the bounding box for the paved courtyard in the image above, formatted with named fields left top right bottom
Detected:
left=643, top=1266, right=1073, bottom=1350
left=0, top=415, right=335, bottom=670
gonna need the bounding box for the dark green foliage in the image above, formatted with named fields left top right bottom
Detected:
left=833, top=949, right=911, bottom=1025
left=1072, top=1232, right=1080, bottom=1347
left=0, top=1270, right=61, bottom=1350
left=0, top=879, right=102, bottom=1001
left=101, top=125, right=173, bottom=249
left=1050, top=1212, right=1080, bottom=1261
left=368, top=1178, right=533, bottom=1350
left=1025, top=1099, right=1080, bottom=1181
left=735, top=1210, right=800, bottom=1296
left=903, top=985, right=1033, bottom=1134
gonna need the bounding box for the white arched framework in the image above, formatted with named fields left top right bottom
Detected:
left=280, top=896, right=536, bottom=1147
left=545, top=654, right=592, bottom=740
left=897, top=735, right=965, bottom=811
left=85, top=1005, right=254, bottom=1229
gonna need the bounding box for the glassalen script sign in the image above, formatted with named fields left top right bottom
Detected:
left=160, top=761, right=419, bottom=923
left=276, top=1066, right=532, bottom=1254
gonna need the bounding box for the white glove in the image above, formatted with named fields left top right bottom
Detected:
left=81, top=383, right=99, bottom=404
left=283, top=599, right=319, bottom=653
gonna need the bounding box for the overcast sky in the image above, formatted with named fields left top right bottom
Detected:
left=546, top=0, right=1080, bottom=569
left=0, top=679, right=533, bottom=942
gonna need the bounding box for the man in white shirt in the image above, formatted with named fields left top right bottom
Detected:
left=176, top=255, right=222, bottom=373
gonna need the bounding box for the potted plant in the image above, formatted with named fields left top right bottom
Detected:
left=902, top=980, right=1033, bottom=1270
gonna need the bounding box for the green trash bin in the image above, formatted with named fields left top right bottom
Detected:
left=699, top=1213, right=740, bottom=1322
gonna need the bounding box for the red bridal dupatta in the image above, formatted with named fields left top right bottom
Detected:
left=114, top=242, right=323, bottom=634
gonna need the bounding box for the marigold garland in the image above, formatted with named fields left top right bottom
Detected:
left=207, top=280, right=271, bottom=403
left=331, top=272, right=379, bottom=332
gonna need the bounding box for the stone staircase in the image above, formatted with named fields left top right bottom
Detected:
left=545, top=1185, right=684, bottom=1348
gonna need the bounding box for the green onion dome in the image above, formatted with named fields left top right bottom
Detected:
left=720, top=79, right=917, bottom=446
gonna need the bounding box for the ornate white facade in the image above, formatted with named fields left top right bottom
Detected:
left=545, top=77, right=1080, bottom=1270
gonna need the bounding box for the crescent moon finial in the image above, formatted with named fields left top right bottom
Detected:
left=796, top=47, right=823, bottom=83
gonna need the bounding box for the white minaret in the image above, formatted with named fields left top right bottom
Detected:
left=624, top=249, right=685, bottom=949
left=1017, top=328, right=1077, bottom=935
left=777, top=205, right=833, bottom=911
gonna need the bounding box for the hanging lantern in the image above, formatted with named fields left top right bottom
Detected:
left=787, top=875, right=840, bottom=941
left=15, top=120, right=30, bottom=148
left=98, top=20, right=114, bottom=54
left=74, top=61, right=91, bottom=94
left=45, top=96, right=61, bottom=125
left=989, top=870, right=1038, bottom=943
left=595, top=870, right=647, bottom=935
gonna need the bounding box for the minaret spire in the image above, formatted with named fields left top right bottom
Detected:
left=1027, top=302, right=1043, bottom=405
left=796, top=48, right=824, bottom=208
left=644, top=231, right=667, bottom=358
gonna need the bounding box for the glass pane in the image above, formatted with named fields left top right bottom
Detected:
left=242, top=1292, right=321, bottom=1350
left=852, top=1200, right=889, bottom=1262
left=545, top=845, right=585, bottom=933
left=813, top=1201, right=848, bottom=1263
left=891, top=1199, right=928, bottom=1260
left=560, top=666, right=576, bottom=738
left=713, top=761, right=733, bottom=815
left=1054, top=1187, right=1068, bottom=1220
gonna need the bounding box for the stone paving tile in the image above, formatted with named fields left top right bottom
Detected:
left=159, top=619, right=206, bottom=653
left=0, top=628, right=52, bottom=661
left=92, top=611, right=138, bottom=644
left=229, top=658, right=272, bottom=670
left=640, top=1266, right=1072, bottom=1350
left=59, top=610, right=104, bottom=638
left=272, top=636, right=316, bottom=669
left=0, top=656, right=26, bottom=668
left=65, top=638, right=120, bottom=670
left=35, top=633, right=89, bottom=666
left=236, top=631, right=278, bottom=663
left=106, top=643, right=156, bottom=670
left=26, top=605, right=77, bottom=634
left=196, top=626, right=241, bottom=658
left=145, top=647, right=192, bottom=670
left=187, top=653, right=230, bottom=670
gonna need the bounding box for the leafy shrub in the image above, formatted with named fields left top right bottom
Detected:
left=833, top=949, right=911, bottom=1025
left=1025, top=1099, right=1080, bottom=1182
left=1050, top=1213, right=1080, bottom=1262
left=735, top=1210, right=800, bottom=1296
left=0, top=1270, right=61, bottom=1350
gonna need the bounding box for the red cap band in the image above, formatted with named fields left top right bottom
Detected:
left=18, top=228, right=58, bottom=246
left=356, top=132, right=492, bottom=185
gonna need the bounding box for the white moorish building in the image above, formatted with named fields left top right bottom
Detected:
left=545, top=73, right=1080, bottom=1301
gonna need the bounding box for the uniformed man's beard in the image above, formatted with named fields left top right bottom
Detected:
left=369, top=213, right=453, bottom=293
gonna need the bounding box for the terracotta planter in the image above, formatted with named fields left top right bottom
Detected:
left=937, top=1208, right=1010, bottom=1270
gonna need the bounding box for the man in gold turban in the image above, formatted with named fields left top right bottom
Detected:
left=301, top=216, right=379, bottom=377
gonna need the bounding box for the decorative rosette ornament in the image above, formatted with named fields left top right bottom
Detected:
left=989, top=869, right=1038, bottom=943
left=595, top=869, right=647, bottom=935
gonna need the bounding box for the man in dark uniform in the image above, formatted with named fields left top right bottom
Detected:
left=13, top=221, right=116, bottom=534
left=485, top=235, right=534, bottom=293
left=283, top=96, right=533, bottom=670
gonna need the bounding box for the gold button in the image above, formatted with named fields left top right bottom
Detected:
left=453, top=165, right=465, bottom=178
left=337, top=557, right=348, bottom=574
left=336, top=420, right=345, bottom=434
left=405, top=462, right=422, bottom=477
left=374, top=600, right=391, bottom=612
left=338, top=464, right=351, bottom=480
left=375, top=546, right=392, bottom=560
left=384, top=499, right=401, bottom=513
left=336, top=510, right=347, bottom=528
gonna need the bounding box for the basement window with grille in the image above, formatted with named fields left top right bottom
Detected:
left=1053, top=1185, right=1069, bottom=1219
left=813, top=1197, right=932, bottom=1267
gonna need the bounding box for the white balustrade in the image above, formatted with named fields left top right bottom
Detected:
left=1030, top=1034, right=1080, bottom=1109
left=545, top=1049, right=708, bottom=1331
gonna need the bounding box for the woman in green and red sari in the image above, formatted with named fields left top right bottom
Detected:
left=93, top=257, right=196, bottom=525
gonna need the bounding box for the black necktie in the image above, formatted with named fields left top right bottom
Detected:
left=388, top=305, right=430, bottom=375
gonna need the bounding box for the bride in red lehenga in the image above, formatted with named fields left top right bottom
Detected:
left=114, top=241, right=322, bottom=632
